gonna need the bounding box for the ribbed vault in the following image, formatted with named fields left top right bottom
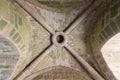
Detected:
left=0, top=0, right=119, bottom=80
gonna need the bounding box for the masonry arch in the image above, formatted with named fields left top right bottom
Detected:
left=101, top=33, right=120, bottom=79
left=0, top=0, right=33, bottom=79
left=0, top=34, right=20, bottom=80
left=87, top=0, right=120, bottom=80
left=24, top=66, right=92, bottom=80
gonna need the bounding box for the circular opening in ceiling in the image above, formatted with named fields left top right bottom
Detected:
left=57, top=35, right=64, bottom=44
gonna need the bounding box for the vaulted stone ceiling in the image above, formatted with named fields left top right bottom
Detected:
left=0, top=0, right=120, bottom=80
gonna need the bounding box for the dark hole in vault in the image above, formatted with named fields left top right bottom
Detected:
left=57, top=35, right=64, bottom=43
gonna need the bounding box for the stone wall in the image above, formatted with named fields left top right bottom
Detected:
left=0, top=0, right=29, bottom=54
left=90, top=0, right=120, bottom=49
left=101, top=33, right=120, bottom=79
left=0, top=0, right=31, bottom=79
left=88, top=0, right=120, bottom=79
left=0, top=0, right=119, bottom=80
left=0, top=35, right=19, bottom=80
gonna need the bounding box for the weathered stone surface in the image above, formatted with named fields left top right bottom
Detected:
left=101, top=33, right=120, bottom=80
left=0, top=0, right=120, bottom=80
left=88, top=0, right=120, bottom=79
left=32, top=66, right=92, bottom=80
left=0, top=35, right=19, bottom=80
left=30, top=0, right=93, bottom=12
